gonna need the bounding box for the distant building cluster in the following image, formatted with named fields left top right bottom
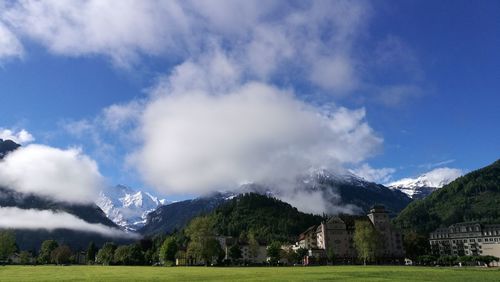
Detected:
left=430, top=222, right=500, bottom=258
left=294, top=205, right=404, bottom=264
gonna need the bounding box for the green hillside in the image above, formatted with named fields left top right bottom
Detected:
left=210, top=193, right=323, bottom=242
left=394, top=159, right=500, bottom=235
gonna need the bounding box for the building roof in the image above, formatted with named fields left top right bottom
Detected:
left=299, top=225, right=317, bottom=240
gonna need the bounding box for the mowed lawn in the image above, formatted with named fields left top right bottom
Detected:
left=1, top=265, right=499, bottom=282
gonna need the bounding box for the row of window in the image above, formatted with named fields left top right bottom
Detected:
left=431, top=237, right=500, bottom=244
left=432, top=228, right=500, bottom=238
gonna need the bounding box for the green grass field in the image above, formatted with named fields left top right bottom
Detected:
left=0, top=265, right=499, bottom=281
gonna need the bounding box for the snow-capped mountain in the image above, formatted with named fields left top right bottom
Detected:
left=387, top=167, right=463, bottom=199
left=96, top=185, right=169, bottom=231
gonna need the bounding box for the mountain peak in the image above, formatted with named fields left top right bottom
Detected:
left=387, top=167, right=463, bottom=199
left=96, top=185, right=169, bottom=231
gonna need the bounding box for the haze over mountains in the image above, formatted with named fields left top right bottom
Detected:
left=1, top=137, right=489, bottom=249
left=138, top=170, right=412, bottom=235
left=0, top=139, right=135, bottom=249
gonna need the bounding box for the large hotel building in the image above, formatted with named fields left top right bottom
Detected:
left=429, top=222, right=500, bottom=258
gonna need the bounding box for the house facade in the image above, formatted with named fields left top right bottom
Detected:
left=217, top=236, right=268, bottom=263
left=295, top=205, right=404, bottom=264
left=429, top=222, right=500, bottom=259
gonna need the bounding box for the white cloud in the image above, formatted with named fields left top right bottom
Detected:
left=102, top=100, right=143, bottom=132
left=278, top=188, right=362, bottom=215
left=388, top=167, right=464, bottom=188
left=1, top=0, right=371, bottom=92
left=1, top=0, right=190, bottom=67
left=419, top=167, right=464, bottom=187
left=0, top=21, right=23, bottom=60
left=0, top=128, right=34, bottom=144
left=418, top=159, right=455, bottom=169
left=131, top=78, right=382, bottom=194
left=0, top=144, right=103, bottom=203
left=310, top=55, right=357, bottom=93
left=350, top=163, right=396, bottom=183
left=0, top=207, right=137, bottom=238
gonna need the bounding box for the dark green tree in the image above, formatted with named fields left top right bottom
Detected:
left=19, top=251, right=32, bottom=265
left=0, top=230, right=16, bottom=263
left=128, top=244, right=145, bottom=265
left=159, top=236, right=178, bottom=265
left=185, top=216, right=221, bottom=265
left=296, top=247, right=308, bottom=263
left=228, top=244, right=242, bottom=263
left=51, top=245, right=72, bottom=265
left=96, top=242, right=116, bottom=265
left=86, top=241, right=97, bottom=264
left=113, top=245, right=130, bottom=265
left=267, top=241, right=282, bottom=265
left=38, top=240, right=58, bottom=264
left=247, top=232, right=260, bottom=262
left=403, top=231, right=429, bottom=260
left=327, top=247, right=336, bottom=264
left=112, top=244, right=143, bottom=265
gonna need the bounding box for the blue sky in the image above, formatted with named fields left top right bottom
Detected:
left=0, top=1, right=499, bottom=200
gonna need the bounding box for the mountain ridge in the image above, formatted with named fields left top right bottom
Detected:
left=96, top=184, right=168, bottom=231
left=387, top=167, right=463, bottom=199
left=394, top=159, right=500, bottom=235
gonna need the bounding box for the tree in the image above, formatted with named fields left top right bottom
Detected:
left=86, top=242, right=97, bottom=264
left=96, top=242, right=116, bottom=265
left=416, top=255, right=436, bottom=266
left=403, top=231, right=429, bottom=260
left=185, top=216, right=221, bottom=265
left=51, top=245, right=72, bottom=265
left=159, top=236, right=178, bottom=265
left=19, top=251, right=32, bottom=265
left=38, top=240, right=58, bottom=264
left=353, top=220, right=380, bottom=265
left=127, top=244, right=145, bottom=265
left=327, top=247, right=336, bottom=264
left=480, top=255, right=499, bottom=267
left=0, top=230, right=16, bottom=263
left=282, top=246, right=298, bottom=265
left=296, top=247, right=308, bottom=264
left=247, top=232, right=260, bottom=262
left=113, top=244, right=144, bottom=265
left=113, top=245, right=130, bottom=265
left=267, top=241, right=281, bottom=265
left=228, top=244, right=242, bottom=264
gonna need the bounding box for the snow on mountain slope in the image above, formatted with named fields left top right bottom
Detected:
left=96, top=185, right=169, bottom=231
left=387, top=167, right=463, bottom=199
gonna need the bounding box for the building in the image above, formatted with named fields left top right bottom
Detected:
left=295, top=205, right=404, bottom=264
left=429, top=222, right=500, bottom=259
left=217, top=236, right=268, bottom=264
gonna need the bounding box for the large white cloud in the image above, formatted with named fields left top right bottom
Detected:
left=1, top=0, right=190, bottom=66
left=0, top=207, right=137, bottom=238
left=0, top=21, right=23, bottom=60
left=0, top=128, right=34, bottom=144
left=131, top=80, right=382, bottom=194
left=1, top=0, right=370, bottom=92
left=0, top=144, right=103, bottom=203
